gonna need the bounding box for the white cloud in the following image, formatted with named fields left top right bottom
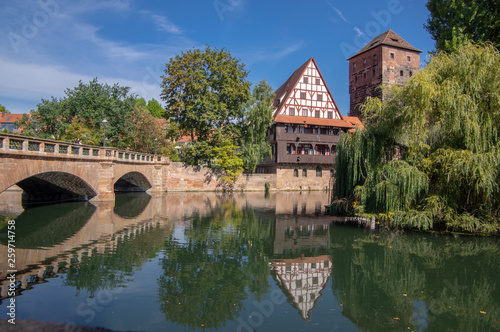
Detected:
left=354, top=26, right=364, bottom=36
left=242, top=41, right=306, bottom=65
left=140, top=10, right=183, bottom=35
left=326, top=1, right=350, bottom=24
left=0, top=57, right=163, bottom=112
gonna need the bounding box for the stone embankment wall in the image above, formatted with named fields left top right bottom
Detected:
left=166, top=162, right=333, bottom=191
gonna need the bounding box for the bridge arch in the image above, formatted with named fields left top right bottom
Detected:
left=114, top=171, right=152, bottom=192
left=16, top=172, right=97, bottom=205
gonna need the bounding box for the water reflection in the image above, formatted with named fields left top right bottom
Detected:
left=0, top=191, right=498, bottom=332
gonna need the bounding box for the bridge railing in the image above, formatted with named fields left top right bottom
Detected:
left=0, top=133, right=168, bottom=164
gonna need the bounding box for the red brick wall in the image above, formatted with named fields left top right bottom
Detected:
left=349, top=45, right=420, bottom=118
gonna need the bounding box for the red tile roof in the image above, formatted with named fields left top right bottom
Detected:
left=344, top=116, right=365, bottom=130
left=0, top=113, right=24, bottom=123
left=347, top=29, right=422, bottom=59
left=274, top=115, right=354, bottom=128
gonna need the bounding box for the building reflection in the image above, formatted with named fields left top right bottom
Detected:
left=271, top=191, right=333, bottom=321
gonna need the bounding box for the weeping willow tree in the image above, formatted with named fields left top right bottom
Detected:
left=333, top=43, right=500, bottom=234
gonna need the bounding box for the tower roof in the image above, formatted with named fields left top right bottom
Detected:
left=347, top=29, right=422, bottom=60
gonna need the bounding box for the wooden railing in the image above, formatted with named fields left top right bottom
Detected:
left=0, top=133, right=168, bottom=164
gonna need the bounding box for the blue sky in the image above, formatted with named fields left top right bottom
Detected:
left=0, top=0, right=435, bottom=115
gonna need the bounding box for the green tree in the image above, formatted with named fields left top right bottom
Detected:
left=124, top=105, right=166, bottom=153
left=333, top=43, right=500, bottom=234
left=425, top=0, right=500, bottom=53
left=0, top=104, right=10, bottom=114
left=147, top=98, right=166, bottom=118
left=160, top=46, right=250, bottom=145
left=210, top=132, right=244, bottom=184
left=240, top=80, right=275, bottom=173
left=20, top=78, right=136, bottom=148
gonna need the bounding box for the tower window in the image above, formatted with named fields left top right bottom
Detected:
left=390, top=53, right=395, bottom=59
left=400, top=70, right=404, bottom=76
left=407, top=56, right=411, bottom=61
left=410, top=71, right=413, bottom=77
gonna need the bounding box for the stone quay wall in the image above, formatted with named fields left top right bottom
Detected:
left=166, top=162, right=333, bottom=192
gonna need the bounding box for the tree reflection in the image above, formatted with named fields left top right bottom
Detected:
left=330, top=227, right=500, bottom=331
left=64, top=222, right=169, bottom=297
left=158, top=199, right=274, bottom=329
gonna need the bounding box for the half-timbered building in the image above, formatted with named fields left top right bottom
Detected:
left=257, top=57, right=360, bottom=190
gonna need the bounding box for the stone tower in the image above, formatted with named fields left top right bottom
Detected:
left=347, top=30, right=421, bottom=118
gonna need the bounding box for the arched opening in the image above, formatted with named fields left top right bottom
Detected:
left=114, top=172, right=152, bottom=192
left=16, top=172, right=97, bottom=206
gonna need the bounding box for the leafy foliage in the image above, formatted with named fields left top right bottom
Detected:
left=0, top=104, right=9, bottom=114
left=425, top=0, right=500, bottom=52
left=160, top=46, right=250, bottom=142
left=239, top=80, right=275, bottom=173
left=333, top=43, right=500, bottom=234
left=19, top=78, right=137, bottom=149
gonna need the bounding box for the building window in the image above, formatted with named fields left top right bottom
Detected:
left=300, top=92, right=306, bottom=99
left=315, top=110, right=320, bottom=118
left=363, top=73, right=366, bottom=79
left=296, top=280, right=302, bottom=288
left=407, top=56, right=411, bottom=61
left=316, top=167, right=322, bottom=177
left=313, top=277, right=318, bottom=285
left=317, top=94, right=323, bottom=101
left=303, top=169, right=307, bottom=177
left=410, top=71, right=413, bottom=77
left=303, top=77, right=308, bottom=84
left=390, top=53, right=394, bottom=59
left=353, top=63, right=356, bottom=69
left=400, top=70, right=404, bottom=76
left=372, top=69, right=375, bottom=77
left=331, top=145, right=336, bottom=155
left=355, top=76, right=357, bottom=83
left=289, top=107, right=295, bottom=116
left=294, top=169, right=298, bottom=177
left=327, top=111, right=333, bottom=119
left=373, top=54, right=377, bottom=60
left=363, top=59, right=366, bottom=65
left=302, top=109, right=307, bottom=117
left=287, top=143, right=296, bottom=154
left=330, top=170, right=334, bottom=177
left=315, top=78, right=320, bottom=85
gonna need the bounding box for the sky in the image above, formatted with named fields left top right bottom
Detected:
left=0, top=0, right=435, bottom=116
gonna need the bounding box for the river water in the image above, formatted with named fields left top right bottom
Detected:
left=0, top=190, right=499, bottom=332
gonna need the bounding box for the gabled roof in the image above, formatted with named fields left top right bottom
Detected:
left=273, top=57, right=312, bottom=114
left=273, top=57, right=355, bottom=129
left=347, top=29, right=422, bottom=60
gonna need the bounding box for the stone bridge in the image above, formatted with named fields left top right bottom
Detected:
left=0, top=133, right=169, bottom=205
